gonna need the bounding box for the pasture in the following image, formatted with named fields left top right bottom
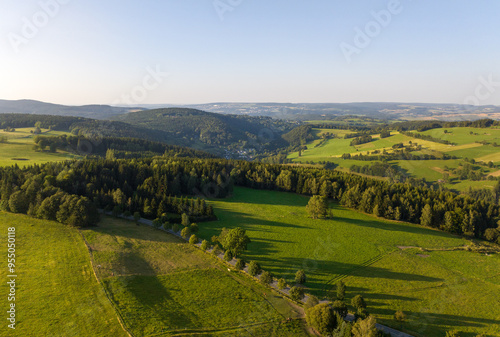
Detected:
left=200, top=187, right=500, bottom=336
left=0, top=212, right=126, bottom=337
left=82, top=216, right=308, bottom=337
left=0, top=127, right=79, bottom=167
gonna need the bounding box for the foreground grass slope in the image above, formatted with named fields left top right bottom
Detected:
left=82, top=217, right=308, bottom=337
left=199, top=187, right=500, bottom=336
left=0, top=212, right=126, bottom=337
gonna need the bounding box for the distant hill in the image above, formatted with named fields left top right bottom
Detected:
left=113, top=108, right=293, bottom=151
left=0, top=99, right=142, bottom=119
left=181, top=102, right=500, bottom=121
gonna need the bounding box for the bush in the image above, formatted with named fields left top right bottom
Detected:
left=305, top=303, right=336, bottom=335
left=235, top=259, right=245, bottom=270
left=223, top=250, right=233, bottom=261
left=189, top=234, right=199, bottom=244
left=351, top=295, right=366, bottom=309
left=352, top=315, right=376, bottom=337
left=355, top=307, right=368, bottom=321
left=289, top=286, right=304, bottom=301
left=200, top=240, right=210, bottom=251
left=295, top=269, right=306, bottom=284
left=277, top=278, right=286, bottom=290
left=394, top=310, right=406, bottom=323
left=123, top=210, right=131, bottom=217
left=133, top=212, right=141, bottom=224
left=172, top=223, right=179, bottom=232
left=332, top=300, right=348, bottom=318
left=212, top=245, right=222, bottom=256
left=304, top=295, right=319, bottom=309
left=180, top=227, right=191, bottom=239
left=248, top=261, right=261, bottom=276
left=152, top=218, right=162, bottom=228
left=189, top=223, right=199, bottom=233
left=163, top=221, right=171, bottom=230
left=260, top=271, right=273, bottom=284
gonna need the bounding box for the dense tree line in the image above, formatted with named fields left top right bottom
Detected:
left=0, top=158, right=228, bottom=227
left=0, top=157, right=498, bottom=242
left=350, top=163, right=404, bottom=179
left=33, top=135, right=216, bottom=159
left=0, top=113, right=87, bottom=130
left=349, top=135, right=373, bottom=146
left=342, top=151, right=457, bottom=161
left=392, top=118, right=499, bottom=132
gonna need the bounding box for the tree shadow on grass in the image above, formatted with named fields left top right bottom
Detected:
left=106, top=251, right=200, bottom=332
left=334, top=215, right=457, bottom=239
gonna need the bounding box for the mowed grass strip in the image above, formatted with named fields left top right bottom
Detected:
left=0, top=212, right=127, bottom=337
left=85, top=216, right=308, bottom=337
left=199, top=187, right=500, bottom=336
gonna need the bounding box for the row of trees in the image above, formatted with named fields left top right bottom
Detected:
left=1, top=157, right=499, bottom=241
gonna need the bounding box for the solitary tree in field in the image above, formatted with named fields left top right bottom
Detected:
left=352, top=315, right=377, bottom=337
left=351, top=295, right=366, bottom=310
left=189, top=234, right=199, bottom=245
left=289, top=286, right=304, bottom=301
left=235, top=259, right=245, bottom=270
left=200, top=240, right=210, bottom=251
left=217, top=227, right=251, bottom=257
left=295, top=270, right=306, bottom=284
left=180, top=226, right=191, bottom=239
left=336, top=281, right=346, bottom=301
left=306, top=195, right=328, bottom=219
left=305, top=303, right=337, bottom=335
left=260, top=271, right=272, bottom=284
left=248, top=261, right=261, bottom=276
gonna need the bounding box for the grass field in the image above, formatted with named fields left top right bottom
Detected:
left=199, top=187, right=500, bottom=337
left=0, top=127, right=79, bottom=167
left=82, top=216, right=308, bottom=337
left=0, top=212, right=127, bottom=337
left=287, top=126, right=500, bottom=190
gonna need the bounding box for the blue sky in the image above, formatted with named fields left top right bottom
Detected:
left=1, top=0, right=499, bottom=105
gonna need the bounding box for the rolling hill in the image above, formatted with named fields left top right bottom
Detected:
left=0, top=99, right=141, bottom=119
left=113, top=107, right=293, bottom=152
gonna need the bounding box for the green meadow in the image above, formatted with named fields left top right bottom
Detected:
left=0, top=127, right=79, bottom=167
left=199, top=187, right=500, bottom=337
left=287, top=126, right=500, bottom=191
left=0, top=212, right=126, bottom=337
left=82, top=216, right=308, bottom=337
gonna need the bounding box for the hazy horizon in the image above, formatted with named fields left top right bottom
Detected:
left=1, top=0, right=499, bottom=106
